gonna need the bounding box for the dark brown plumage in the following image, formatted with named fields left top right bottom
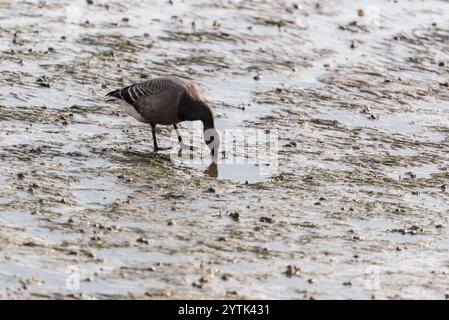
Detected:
left=106, top=76, right=219, bottom=157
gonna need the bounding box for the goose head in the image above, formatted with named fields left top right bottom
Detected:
left=178, top=92, right=220, bottom=160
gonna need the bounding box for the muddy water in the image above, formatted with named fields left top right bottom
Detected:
left=0, top=0, right=449, bottom=299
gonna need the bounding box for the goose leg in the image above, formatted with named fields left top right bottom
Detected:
left=174, top=124, right=196, bottom=151
left=151, top=123, right=159, bottom=151
left=174, top=124, right=183, bottom=144
left=151, top=123, right=171, bottom=152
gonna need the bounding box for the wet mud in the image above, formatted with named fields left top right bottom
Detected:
left=0, top=0, right=449, bottom=299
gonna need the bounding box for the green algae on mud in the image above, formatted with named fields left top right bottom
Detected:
left=1, top=0, right=449, bottom=300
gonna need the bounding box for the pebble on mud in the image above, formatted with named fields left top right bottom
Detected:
left=37, top=75, right=50, bottom=88
left=285, top=265, right=301, bottom=277
left=404, top=171, right=416, bottom=179
left=283, top=141, right=297, bottom=148
left=390, top=225, right=424, bottom=235
left=160, top=289, right=172, bottom=297
left=136, top=237, right=150, bottom=244
left=260, top=216, right=274, bottom=223
left=229, top=212, right=240, bottom=222
left=221, top=274, right=231, bottom=281
left=192, top=277, right=208, bottom=289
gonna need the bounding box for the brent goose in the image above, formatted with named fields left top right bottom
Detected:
left=106, top=76, right=220, bottom=158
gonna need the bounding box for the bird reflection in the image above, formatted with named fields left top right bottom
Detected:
left=204, top=162, right=218, bottom=178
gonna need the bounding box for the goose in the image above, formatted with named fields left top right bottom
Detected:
left=106, top=76, right=220, bottom=159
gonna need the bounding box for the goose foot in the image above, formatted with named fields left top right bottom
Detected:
left=154, top=146, right=172, bottom=152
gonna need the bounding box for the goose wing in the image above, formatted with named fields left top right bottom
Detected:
left=106, top=76, right=201, bottom=124
left=106, top=77, right=174, bottom=104
left=106, top=76, right=200, bottom=105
